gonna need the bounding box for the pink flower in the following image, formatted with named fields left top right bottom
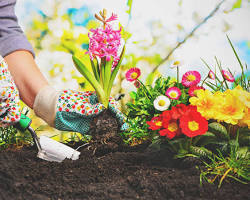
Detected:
left=134, top=80, right=141, bottom=88
left=126, top=68, right=141, bottom=82
left=188, top=86, right=205, bottom=97
left=106, top=13, right=118, bottom=22
left=165, top=87, right=181, bottom=100
left=221, top=70, right=235, bottom=82
left=87, top=24, right=122, bottom=66
left=181, top=71, right=201, bottom=87
left=208, top=70, right=215, bottom=80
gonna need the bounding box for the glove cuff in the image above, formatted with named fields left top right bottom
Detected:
left=33, top=85, right=59, bottom=127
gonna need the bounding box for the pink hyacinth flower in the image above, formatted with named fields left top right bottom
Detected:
left=165, top=87, right=181, bottom=100
left=126, top=68, right=141, bottom=82
left=188, top=85, right=205, bottom=97
left=181, top=71, right=201, bottom=87
left=221, top=70, right=235, bottom=82
left=106, top=13, right=118, bottom=22
left=208, top=70, right=215, bottom=80
left=87, top=24, right=122, bottom=67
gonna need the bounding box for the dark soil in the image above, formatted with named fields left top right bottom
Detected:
left=0, top=113, right=249, bottom=200
left=0, top=136, right=249, bottom=200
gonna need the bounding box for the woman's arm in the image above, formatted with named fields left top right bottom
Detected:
left=0, top=0, right=48, bottom=108
left=4, top=51, right=48, bottom=108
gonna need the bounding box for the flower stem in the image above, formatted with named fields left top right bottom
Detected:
left=201, top=76, right=208, bottom=87
left=138, top=79, right=152, bottom=100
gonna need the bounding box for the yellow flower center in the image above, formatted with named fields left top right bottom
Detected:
left=169, top=92, right=177, bottom=98
left=187, top=75, right=196, bottom=81
left=155, top=121, right=162, bottom=126
left=131, top=72, right=138, bottom=79
left=168, top=122, right=178, bottom=132
left=188, top=121, right=199, bottom=131
left=158, top=100, right=166, bottom=106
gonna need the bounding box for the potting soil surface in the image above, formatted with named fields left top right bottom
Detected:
left=0, top=140, right=249, bottom=200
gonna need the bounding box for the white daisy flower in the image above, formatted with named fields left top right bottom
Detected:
left=153, top=95, right=170, bottom=111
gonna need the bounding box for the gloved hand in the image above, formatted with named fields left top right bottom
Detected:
left=33, top=86, right=128, bottom=135
left=0, top=56, right=21, bottom=127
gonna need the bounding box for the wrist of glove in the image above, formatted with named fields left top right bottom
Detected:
left=0, top=56, right=21, bottom=127
left=33, top=86, right=128, bottom=135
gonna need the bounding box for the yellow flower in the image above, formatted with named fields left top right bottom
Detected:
left=217, top=93, right=245, bottom=125
left=238, top=108, right=250, bottom=128
left=189, top=90, right=218, bottom=119
left=229, top=86, right=250, bottom=108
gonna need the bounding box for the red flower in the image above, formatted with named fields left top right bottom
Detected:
left=160, top=119, right=180, bottom=139
left=179, top=111, right=208, bottom=137
left=169, top=104, right=196, bottom=120
left=147, top=116, right=163, bottom=130
left=59, top=107, right=62, bottom=111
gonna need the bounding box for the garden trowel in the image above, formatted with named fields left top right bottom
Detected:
left=15, top=114, right=80, bottom=162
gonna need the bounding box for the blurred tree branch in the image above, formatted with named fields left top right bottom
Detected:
left=151, top=0, right=226, bottom=74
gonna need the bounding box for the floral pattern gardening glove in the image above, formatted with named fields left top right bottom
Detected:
left=33, top=87, right=128, bottom=135
left=0, top=56, right=21, bottom=127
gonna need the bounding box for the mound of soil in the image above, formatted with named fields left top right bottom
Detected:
left=0, top=136, right=249, bottom=200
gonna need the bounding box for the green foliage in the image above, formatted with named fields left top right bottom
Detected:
left=202, top=36, right=249, bottom=92
left=190, top=146, right=213, bottom=158
left=208, top=122, right=229, bottom=140
left=199, top=136, right=250, bottom=188
left=122, top=76, right=170, bottom=143
left=122, top=75, right=193, bottom=144
left=0, top=126, right=33, bottom=150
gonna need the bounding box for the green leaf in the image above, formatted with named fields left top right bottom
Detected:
left=104, top=56, right=114, bottom=95
left=129, top=91, right=137, bottom=99
left=107, top=46, right=125, bottom=96
left=208, top=122, right=229, bottom=140
left=90, top=58, right=100, bottom=82
left=72, top=55, right=107, bottom=106
left=100, top=58, right=106, bottom=88
left=190, top=146, right=212, bottom=158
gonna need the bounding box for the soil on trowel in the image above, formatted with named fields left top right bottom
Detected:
left=0, top=127, right=249, bottom=200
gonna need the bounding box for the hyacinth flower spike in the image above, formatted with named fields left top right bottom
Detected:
left=72, top=9, right=125, bottom=108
